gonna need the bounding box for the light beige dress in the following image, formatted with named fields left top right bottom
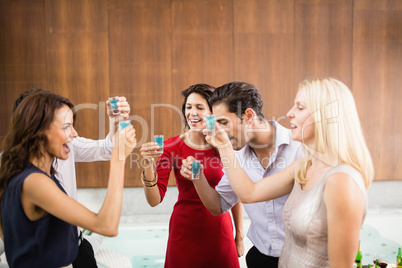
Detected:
left=279, top=164, right=368, bottom=268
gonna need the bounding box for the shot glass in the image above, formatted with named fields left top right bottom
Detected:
left=192, top=161, right=201, bottom=180
left=206, top=115, right=216, bottom=131
left=154, top=135, right=164, bottom=153
left=108, top=96, right=120, bottom=115
left=119, top=120, right=131, bottom=130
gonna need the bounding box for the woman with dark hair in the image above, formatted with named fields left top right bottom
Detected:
left=0, top=90, right=136, bottom=268
left=140, top=84, right=243, bottom=268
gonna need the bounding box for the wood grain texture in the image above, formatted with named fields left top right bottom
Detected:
left=353, top=0, right=402, bottom=181
left=233, top=0, right=295, bottom=127
left=109, top=1, right=173, bottom=186
left=0, top=0, right=400, bottom=185
left=171, top=0, right=234, bottom=153
left=294, top=0, right=353, bottom=86
left=0, top=2, right=47, bottom=146
left=171, top=0, right=234, bottom=89
left=45, top=0, right=111, bottom=187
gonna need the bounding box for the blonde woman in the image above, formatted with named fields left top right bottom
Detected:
left=182, top=78, right=374, bottom=267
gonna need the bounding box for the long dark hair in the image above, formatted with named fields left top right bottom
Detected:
left=181, top=83, right=215, bottom=129
left=0, top=90, right=74, bottom=227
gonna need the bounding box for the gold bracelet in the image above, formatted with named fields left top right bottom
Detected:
left=141, top=170, right=158, bottom=187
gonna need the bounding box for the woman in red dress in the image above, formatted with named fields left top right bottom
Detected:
left=140, top=84, right=243, bottom=268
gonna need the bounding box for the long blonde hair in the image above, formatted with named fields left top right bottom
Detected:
left=295, top=78, right=374, bottom=189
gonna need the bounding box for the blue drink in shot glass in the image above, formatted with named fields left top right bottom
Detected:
left=192, top=161, right=201, bottom=180
left=119, top=120, right=131, bottom=130
left=154, top=135, right=164, bottom=153
left=206, top=115, right=216, bottom=131
left=108, top=96, right=120, bottom=115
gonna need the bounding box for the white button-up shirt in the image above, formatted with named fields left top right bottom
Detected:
left=55, top=135, right=112, bottom=200
left=215, top=121, right=302, bottom=257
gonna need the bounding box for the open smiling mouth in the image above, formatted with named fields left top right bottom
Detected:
left=63, top=144, right=70, bottom=154
left=189, top=119, right=201, bottom=124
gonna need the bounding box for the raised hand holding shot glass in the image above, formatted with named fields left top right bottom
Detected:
left=119, top=120, right=131, bottom=130
left=191, top=161, right=201, bottom=180
left=203, top=122, right=232, bottom=150
left=179, top=156, right=204, bottom=182
left=206, top=115, right=216, bottom=131
left=108, top=96, right=121, bottom=115
left=154, top=135, right=164, bottom=153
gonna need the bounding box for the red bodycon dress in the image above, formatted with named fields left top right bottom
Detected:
left=155, top=136, right=239, bottom=268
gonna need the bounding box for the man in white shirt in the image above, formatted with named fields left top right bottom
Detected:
left=181, top=82, right=301, bottom=268
left=0, top=89, right=130, bottom=267
left=56, top=135, right=113, bottom=200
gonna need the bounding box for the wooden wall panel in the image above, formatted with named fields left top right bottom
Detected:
left=45, top=0, right=111, bottom=187
left=1, top=0, right=401, bottom=185
left=108, top=0, right=171, bottom=9
left=171, top=0, right=234, bottom=152
left=171, top=0, right=234, bottom=93
left=109, top=1, right=173, bottom=186
left=294, top=0, right=353, bottom=87
left=0, top=1, right=46, bottom=145
left=233, top=0, right=294, bottom=127
left=352, top=0, right=402, bottom=181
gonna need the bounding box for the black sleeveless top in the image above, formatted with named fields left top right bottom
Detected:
left=2, top=163, right=78, bottom=267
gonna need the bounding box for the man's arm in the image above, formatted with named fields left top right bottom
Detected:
left=204, top=126, right=295, bottom=203
left=181, top=156, right=239, bottom=216
left=191, top=173, right=223, bottom=216
left=71, top=136, right=112, bottom=162
left=231, top=202, right=245, bottom=257
left=56, top=135, right=113, bottom=200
